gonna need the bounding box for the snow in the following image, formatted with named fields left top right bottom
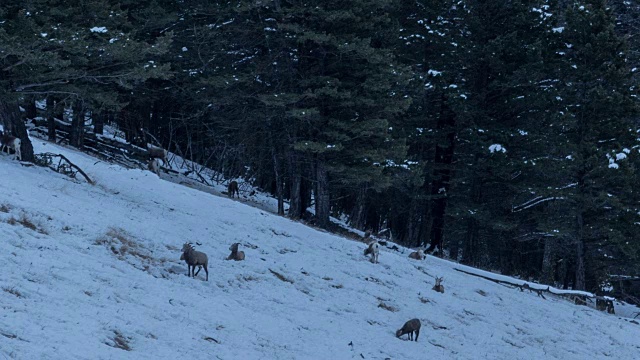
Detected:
left=0, top=140, right=639, bottom=359
left=90, top=27, right=108, bottom=33
left=489, top=144, right=507, bottom=153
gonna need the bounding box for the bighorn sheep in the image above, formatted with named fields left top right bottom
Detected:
left=180, top=243, right=209, bottom=281
left=226, top=242, right=245, bottom=261
left=433, top=276, right=444, bottom=293
left=147, top=144, right=168, bottom=167
left=396, top=318, right=421, bottom=341
left=228, top=180, right=239, bottom=198
left=148, top=158, right=160, bottom=176
left=0, top=131, right=21, bottom=161
left=408, top=249, right=425, bottom=260
left=364, top=241, right=379, bottom=264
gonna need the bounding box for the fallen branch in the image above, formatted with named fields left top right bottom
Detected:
left=35, top=152, right=94, bottom=184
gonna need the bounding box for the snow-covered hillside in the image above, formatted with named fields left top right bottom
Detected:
left=0, top=140, right=638, bottom=360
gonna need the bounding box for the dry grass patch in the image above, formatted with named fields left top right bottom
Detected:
left=3, top=287, right=23, bottom=298
left=6, top=213, right=48, bottom=234
left=0, top=203, right=10, bottom=213
left=378, top=301, right=398, bottom=312
left=106, top=330, right=132, bottom=351
left=95, top=227, right=151, bottom=261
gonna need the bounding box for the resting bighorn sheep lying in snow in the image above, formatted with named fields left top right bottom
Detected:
left=433, top=276, right=444, bottom=293
left=364, top=241, right=380, bottom=264
left=0, top=131, right=21, bottom=161
left=226, top=242, right=245, bottom=261
left=408, top=249, right=425, bottom=260
left=147, top=144, right=169, bottom=167
left=180, top=243, right=209, bottom=281
left=227, top=181, right=239, bottom=198
left=396, top=318, right=421, bottom=341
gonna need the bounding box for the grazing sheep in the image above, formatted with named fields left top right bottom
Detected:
left=180, top=243, right=209, bottom=281
left=408, top=249, right=425, bottom=260
left=0, top=131, right=21, bottom=161
left=363, top=241, right=379, bottom=264
left=433, top=276, right=444, bottom=293
left=228, top=180, right=239, bottom=198
left=226, top=242, right=245, bottom=261
left=396, top=318, right=421, bottom=341
left=147, top=144, right=169, bottom=167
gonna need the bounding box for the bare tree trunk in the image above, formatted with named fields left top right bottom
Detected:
left=349, top=185, right=367, bottom=230
left=0, top=99, right=34, bottom=162
left=94, top=111, right=105, bottom=135
left=24, top=95, right=37, bottom=119
left=462, top=217, right=479, bottom=266
left=575, top=212, right=586, bottom=290
left=272, top=150, right=285, bottom=216
left=425, top=94, right=456, bottom=256
left=541, top=237, right=556, bottom=284
left=70, top=100, right=84, bottom=149
left=288, top=151, right=302, bottom=219
left=46, top=96, right=56, bottom=142
left=315, top=157, right=330, bottom=229
left=403, top=198, right=418, bottom=247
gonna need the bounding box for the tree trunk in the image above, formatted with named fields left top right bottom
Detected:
left=462, top=217, right=479, bottom=266
left=541, top=237, right=556, bottom=285
left=425, top=94, right=456, bottom=255
left=24, top=96, right=37, bottom=120
left=0, top=99, right=34, bottom=162
left=315, top=157, right=330, bottom=228
left=70, top=100, right=84, bottom=149
left=405, top=198, right=422, bottom=248
left=94, top=111, right=105, bottom=135
left=288, top=151, right=302, bottom=220
left=350, top=185, right=367, bottom=230
left=46, top=96, right=56, bottom=142
left=575, top=212, right=586, bottom=290
left=273, top=150, right=285, bottom=216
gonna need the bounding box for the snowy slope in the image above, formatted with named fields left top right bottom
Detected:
left=0, top=140, right=639, bottom=360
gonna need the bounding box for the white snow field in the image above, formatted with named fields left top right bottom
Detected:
left=0, top=140, right=639, bottom=360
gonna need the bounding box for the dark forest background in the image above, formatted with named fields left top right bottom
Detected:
left=1, top=0, right=639, bottom=298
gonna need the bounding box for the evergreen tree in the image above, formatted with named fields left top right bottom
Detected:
left=549, top=0, right=639, bottom=290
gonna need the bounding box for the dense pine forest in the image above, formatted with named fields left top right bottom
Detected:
left=1, top=0, right=639, bottom=299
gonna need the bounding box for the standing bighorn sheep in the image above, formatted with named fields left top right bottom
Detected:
left=148, top=158, right=161, bottom=176
left=180, top=243, right=209, bottom=281
left=396, top=318, right=421, bottom=341
left=147, top=144, right=168, bottom=167
left=228, top=181, right=239, bottom=198
left=226, top=242, right=245, bottom=261
left=364, top=241, right=380, bottom=264
left=0, top=131, right=21, bottom=161
left=408, top=249, right=425, bottom=260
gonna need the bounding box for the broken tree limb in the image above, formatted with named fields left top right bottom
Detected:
left=35, top=152, right=94, bottom=184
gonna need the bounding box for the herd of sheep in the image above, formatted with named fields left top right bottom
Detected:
left=179, top=229, right=443, bottom=343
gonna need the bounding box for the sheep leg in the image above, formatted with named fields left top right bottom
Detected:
left=204, top=266, right=208, bottom=281
left=415, top=329, right=419, bottom=342
left=409, top=332, right=413, bottom=341
left=194, top=266, right=202, bottom=277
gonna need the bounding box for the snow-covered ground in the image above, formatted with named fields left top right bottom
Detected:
left=0, top=140, right=639, bottom=359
